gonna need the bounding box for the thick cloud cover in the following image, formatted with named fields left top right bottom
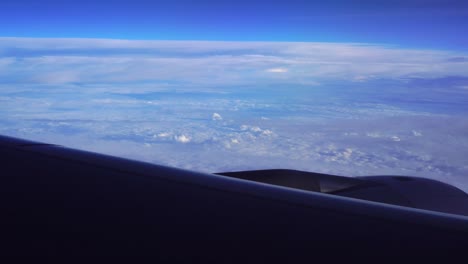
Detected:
left=2, top=37, right=468, bottom=86
left=1, top=38, right=468, bottom=191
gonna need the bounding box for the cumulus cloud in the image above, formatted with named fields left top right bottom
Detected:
left=342, top=148, right=353, bottom=159
left=174, top=134, right=191, bottom=143
left=156, top=132, right=171, bottom=138
left=250, top=126, right=262, bottom=132
left=212, top=113, right=223, bottom=121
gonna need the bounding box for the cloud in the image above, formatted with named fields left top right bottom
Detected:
left=352, top=75, right=374, bottom=82
left=2, top=103, right=468, bottom=192
left=250, top=126, right=262, bottom=132
left=447, top=57, right=468, bottom=63
left=174, top=134, right=191, bottom=143
left=266, top=68, right=288, bottom=73
left=156, top=132, right=171, bottom=138
left=1, top=37, right=468, bottom=193
left=1, top=37, right=468, bottom=86
left=342, top=148, right=353, bottom=159
left=212, top=113, right=223, bottom=121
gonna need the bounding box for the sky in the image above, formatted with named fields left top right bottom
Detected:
left=0, top=0, right=467, bottom=49
left=1, top=1, right=468, bottom=191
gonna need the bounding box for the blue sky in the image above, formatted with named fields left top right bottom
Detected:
left=1, top=0, right=468, bottom=50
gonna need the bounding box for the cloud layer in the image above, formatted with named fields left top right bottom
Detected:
left=1, top=38, right=468, bottom=192
left=1, top=37, right=468, bottom=86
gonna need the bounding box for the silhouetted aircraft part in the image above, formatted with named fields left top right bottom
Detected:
left=1, top=134, right=468, bottom=259
left=217, top=170, right=468, bottom=216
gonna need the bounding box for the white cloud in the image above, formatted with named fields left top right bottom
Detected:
left=353, top=75, right=373, bottom=82
left=366, top=132, right=381, bottom=138
left=174, top=134, right=191, bottom=143
left=342, top=148, right=353, bottom=159
left=156, top=132, right=171, bottom=138
left=1, top=37, right=468, bottom=86
left=250, top=126, right=262, bottom=132
left=2, top=37, right=468, bottom=193
left=266, top=68, right=288, bottom=73
left=2, top=107, right=468, bottom=192
left=212, top=113, right=223, bottom=121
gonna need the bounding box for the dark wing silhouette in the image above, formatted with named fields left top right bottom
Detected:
left=1, top=134, right=468, bottom=260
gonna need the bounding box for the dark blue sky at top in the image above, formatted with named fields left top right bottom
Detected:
left=1, top=0, right=467, bottom=50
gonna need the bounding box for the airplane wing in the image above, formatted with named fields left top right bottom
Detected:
left=1, top=134, right=468, bottom=260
